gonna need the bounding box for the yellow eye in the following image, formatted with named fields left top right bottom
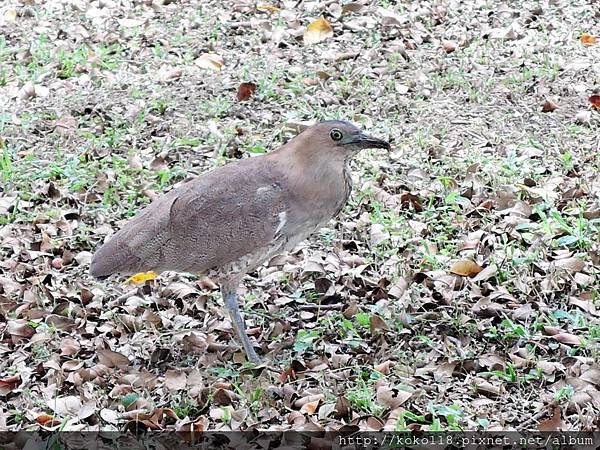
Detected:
left=330, top=128, right=343, bottom=141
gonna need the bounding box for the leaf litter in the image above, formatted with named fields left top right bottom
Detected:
left=0, top=0, right=598, bottom=434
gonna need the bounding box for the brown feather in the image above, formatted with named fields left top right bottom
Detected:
left=90, top=120, right=389, bottom=282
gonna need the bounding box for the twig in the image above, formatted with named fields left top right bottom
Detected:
left=114, top=288, right=141, bottom=303
left=298, top=303, right=343, bottom=311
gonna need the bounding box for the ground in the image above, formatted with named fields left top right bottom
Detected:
left=0, top=0, right=599, bottom=433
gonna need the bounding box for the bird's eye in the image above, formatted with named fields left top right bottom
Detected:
left=329, top=128, right=343, bottom=141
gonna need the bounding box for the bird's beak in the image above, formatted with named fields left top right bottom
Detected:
left=352, top=133, right=391, bottom=150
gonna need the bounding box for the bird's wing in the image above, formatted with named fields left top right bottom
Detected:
left=90, top=158, right=287, bottom=278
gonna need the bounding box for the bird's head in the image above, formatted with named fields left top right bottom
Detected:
left=295, top=120, right=391, bottom=157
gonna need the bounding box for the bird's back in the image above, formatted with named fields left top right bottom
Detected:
left=90, top=155, right=287, bottom=279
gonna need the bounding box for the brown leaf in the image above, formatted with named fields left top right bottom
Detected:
left=473, top=379, right=503, bottom=397
left=300, top=399, right=321, bottom=414
left=0, top=375, right=21, bottom=395
left=580, top=367, right=600, bottom=386
left=295, top=394, right=325, bottom=408
left=35, top=414, right=62, bottom=427
left=589, top=95, right=600, bottom=109
left=48, top=396, right=82, bottom=417
left=97, top=349, right=131, bottom=368
left=343, top=301, right=358, bottom=318
left=236, top=82, right=257, bottom=101
left=304, top=16, right=333, bottom=45
left=450, top=260, right=483, bottom=277
left=164, top=370, right=187, bottom=391
left=541, top=99, right=558, bottom=112
left=54, top=116, right=78, bottom=134
left=434, top=362, right=457, bottom=381
left=334, top=396, right=350, bottom=418
left=554, top=257, right=585, bottom=273
left=181, top=332, right=208, bottom=354
left=370, top=314, right=389, bottom=334
left=279, top=366, right=296, bottom=383
left=6, top=320, right=35, bottom=339
left=538, top=404, right=564, bottom=431
left=195, top=53, right=224, bottom=71
left=552, top=333, right=581, bottom=345
left=441, top=40, right=457, bottom=53
left=213, top=388, right=236, bottom=406
left=580, top=33, right=597, bottom=46
left=182, top=415, right=209, bottom=434
left=376, top=385, right=411, bottom=409
left=256, top=3, right=280, bottom=13
left=342, top=2, right=366, bottom=14
left=374, top=360, right=394, bottom=375
left=158, top=66, right=182, bottom=82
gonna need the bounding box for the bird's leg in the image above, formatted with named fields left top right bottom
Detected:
left=221, top=285, right=261, bottom=364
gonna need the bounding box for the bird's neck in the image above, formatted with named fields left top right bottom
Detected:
left=276, top=145, right=353, bottom=215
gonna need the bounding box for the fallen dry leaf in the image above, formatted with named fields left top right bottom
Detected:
left=48, top=396, right=82, bottom=417
left=334, top=396, right=350, bottom=418
left=450, top=260, right=483, bottom=277
left=376, top=385, right=412, bottom=409
left=256, top=3, right=279, bottom=13
left=126, top=271, right=157, bottom=284
left=54, top=115, right=78, bottom=134
left=6, top=320, right=35, bottom=339
left=553, top=257, right=585, bottom=273
left=304, top=16, right=333, bottom=45
left=97, top=349, right=131, bottom=368
left=551, top=333, right=581, bottom=345
left=0, top=375, right=21, bottom=395
left=35, top=414, right=62, bottom=427
left=342, top=2, right=366, bottom=14
left=164, top=369, right=187, bottom=391
left=295, top=394, right=325, bottom=408
left=441, top=40, right=457, bottom=53
left=195, top=53, right=224, bottom=71
left=580, top=33, right=597, bottom=46
left=541, top=99, right=558, bottom=112
left=4, top=9, right=17, bottom=22
left=370, top=314, right=389, bottom=334
left=118, top=18, right=145, bottom=28
left=236, top=82, right=257, bottom=101
left=300, top=399, right=321, bottom=414
left=538, top=404, right=564, bottom=431
left=374, top=360, right=394, bottom=375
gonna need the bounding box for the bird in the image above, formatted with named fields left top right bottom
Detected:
left=90, top=120, right=390, bottom=363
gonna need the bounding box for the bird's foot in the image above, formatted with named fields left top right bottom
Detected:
left=245, top=348, right=262, bottom=365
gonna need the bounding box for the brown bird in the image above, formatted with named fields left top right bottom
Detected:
left=90, top=120, right=390, bottom=363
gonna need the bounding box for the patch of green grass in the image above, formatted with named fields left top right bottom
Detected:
left=345, top=369, right=384, bottom=416
left=395, top=409, right=427, bottom=431
left=198, top=97, right=232, bottom=118
left=427, top=402, right=465, bottom=431
left=21, top=38, right=124, bottom=81
left=554, top=385, right=574, bottom=403
left=171, top=393, right=203, bottom=418
left=326, top=312, right=367, bottom=349
left=0, top=137, right=12, bottom=181
left=293, top=329, right=320, bottom=354
left=9, top=409, right=26, bottom=425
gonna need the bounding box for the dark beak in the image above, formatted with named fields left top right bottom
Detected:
left=353, top=133, right=391, bottom=150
